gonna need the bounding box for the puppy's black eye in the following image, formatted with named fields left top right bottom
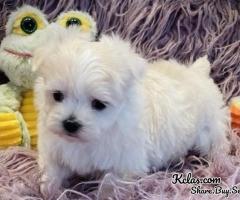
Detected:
left=91, top=99, right=106, bottom=111
left=53, top=91, right=64, bottom=102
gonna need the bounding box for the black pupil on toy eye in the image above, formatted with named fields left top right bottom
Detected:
left=66, top=18, right=81, bottom=27
left=53, top=91, right=64, bottom=102
left=20, top=17, right=37, bottom=34
left=91, top=99, right=106, bottom=111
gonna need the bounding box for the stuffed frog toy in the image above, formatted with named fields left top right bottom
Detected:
left=0, top=5, right=49, bottom=148
left=0, top=5, right=97, bottom=149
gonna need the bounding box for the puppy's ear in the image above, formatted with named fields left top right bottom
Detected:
left=32, top=24, right=69, bottom=76
left=101, top=35, right=147, bottom=80
left=127, top=52, right=147, bottom=81
left=32, top=45, right=46, bottom=75
left=32, top=42, right=56, bottom=78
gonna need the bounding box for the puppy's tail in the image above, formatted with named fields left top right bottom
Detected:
left=190, top=56, right=211, bottom=76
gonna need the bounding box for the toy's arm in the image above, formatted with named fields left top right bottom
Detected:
left=0, top=83, right=22, bottom=112
left=0, top=112, right=30, bottom=148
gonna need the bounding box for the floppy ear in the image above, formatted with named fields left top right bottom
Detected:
left=32, top=45, right=45, bottom=75
left=31, top=24, right=71, bottom=75
left=32, top=38, right=60, bottom=78
left=32, top=23, right=93, bottom=78
left=32, top=43, right=63, bottom=79
left=56, top=10, right=97, bottom=41
left=128, top=50, right=147, bottom=80
left=101, top=35, right=147, bottom=80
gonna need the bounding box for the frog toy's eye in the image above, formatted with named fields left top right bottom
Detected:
left=56, top=11, right=97, bottom=39
left=6, top=5, right=48, bottom=36
left=20, top=16, right=37, bottom=34
left=66, top=17, right=82, bottom=27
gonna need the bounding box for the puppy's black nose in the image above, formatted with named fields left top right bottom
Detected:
left=62, top=116, right=81, bottom=134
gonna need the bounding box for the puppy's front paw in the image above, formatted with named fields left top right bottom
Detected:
left=40, top=182, right=52, bottom=198
left=40, top=174, right=62, bottom=198
left=39, top=160, right=73, bottom=198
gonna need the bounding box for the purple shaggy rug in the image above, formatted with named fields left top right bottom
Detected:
left=1, top=132, right=240, bottom=200
left=1, top=0, right=240, bottom=199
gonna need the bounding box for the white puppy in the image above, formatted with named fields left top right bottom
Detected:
left=33, top=29, right=230, bottom=192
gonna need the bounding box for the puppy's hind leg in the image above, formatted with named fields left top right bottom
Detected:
left=195, top=106, right=230, bottom=159
left=208, top=107, right=230, bottom=158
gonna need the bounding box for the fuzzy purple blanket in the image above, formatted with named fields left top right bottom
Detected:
left=1, top=133, right=240, bottom=200
left=0, top=0, right=240, bottom=199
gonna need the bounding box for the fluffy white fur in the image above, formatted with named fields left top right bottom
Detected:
left=33, top=29, right=230, bottom=193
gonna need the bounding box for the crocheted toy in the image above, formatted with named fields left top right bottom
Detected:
left=0, top=6, right=97, bottom=149
left=0, top=5, right=49, bottom=149
left=230, top=96, right=240, bottom=130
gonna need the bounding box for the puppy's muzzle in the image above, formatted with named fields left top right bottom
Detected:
left=62, top=116, right=82, bottom=134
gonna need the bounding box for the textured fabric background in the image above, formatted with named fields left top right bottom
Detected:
left=1, top=134, right=240, bottom=200
left=0, top=0, right=240, bottom=101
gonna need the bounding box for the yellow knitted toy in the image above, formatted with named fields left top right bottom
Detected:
left=0, top=113, right=22, bottom=147
left=20, top=90, right=38, bottom=148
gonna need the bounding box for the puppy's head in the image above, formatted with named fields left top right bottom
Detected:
left=33, top=29, right=146, bottom=142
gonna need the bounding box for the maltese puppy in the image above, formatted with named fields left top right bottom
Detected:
left=33, top=29, right=229, bottom=192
